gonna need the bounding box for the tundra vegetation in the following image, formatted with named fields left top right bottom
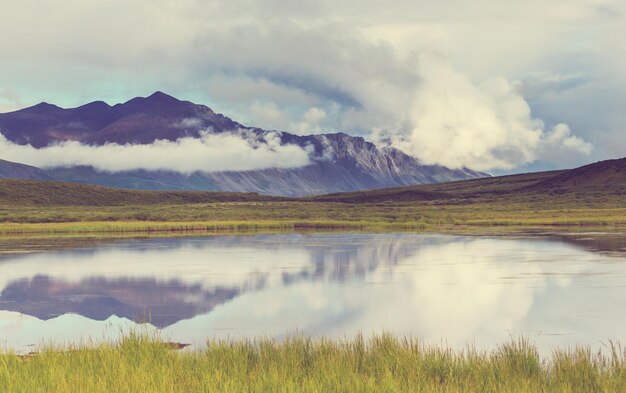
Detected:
left=0, top=163, right=625, bottom=235
left=1, top=333, right=625, bottom=392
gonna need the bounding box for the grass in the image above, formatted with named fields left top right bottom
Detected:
left=2, top=333, right=626, bottom=392
left=1, top=164, right=625, bottom=235
left=0, top=219, right=373, bottom=235
left=0, top=199, right=624, bottom=235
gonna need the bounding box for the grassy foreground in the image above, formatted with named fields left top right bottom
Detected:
left=2, top=334, right=625, bottom=392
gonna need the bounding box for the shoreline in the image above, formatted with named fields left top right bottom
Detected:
left=1, top=219, right=625, bottom=236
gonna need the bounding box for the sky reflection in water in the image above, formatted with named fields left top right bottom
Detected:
left=1, top=233, right=625, bottom=354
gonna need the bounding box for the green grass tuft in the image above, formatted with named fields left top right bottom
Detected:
left=2, top=333, right=626, bottom=392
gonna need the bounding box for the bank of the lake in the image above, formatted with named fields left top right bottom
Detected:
left=1, top=201, right=625, bottom=235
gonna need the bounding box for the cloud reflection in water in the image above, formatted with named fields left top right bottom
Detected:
left=1, top=233, right=624, bottom=353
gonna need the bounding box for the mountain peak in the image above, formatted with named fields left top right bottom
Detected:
left=77, top=100, right=111, bottom=110
left=118, top=91, right=184, bottom=110
left=146, top=91, right=178, bottom=102
left=23, top=102, right=62, bottom=112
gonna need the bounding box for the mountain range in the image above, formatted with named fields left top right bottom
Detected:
left=1, top=156, right=623, bottom=207
left=0, top=91, right=485, bottom=196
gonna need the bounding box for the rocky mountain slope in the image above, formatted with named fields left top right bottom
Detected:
left=0, top=92, right=485, bottom=196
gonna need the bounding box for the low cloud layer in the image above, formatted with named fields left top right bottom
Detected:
left=0, top=131, right=312, bottom=173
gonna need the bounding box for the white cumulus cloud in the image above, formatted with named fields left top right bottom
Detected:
left=0, top=131, right=312, bottom=173
left=384, top=56, right=592, bottom=171
left=293, top=107, right=327, bottom=135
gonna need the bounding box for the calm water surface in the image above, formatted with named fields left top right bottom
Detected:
left=1, top=232, right=626, bottom=354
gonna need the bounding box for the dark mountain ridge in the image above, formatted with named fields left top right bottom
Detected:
left=526, top=157, right=626, bottom=190
left=312, top=157, right=626, bottom=203
left=0, top=92, right=485, bottom=196
left=0, top=91, right=241, bottom=147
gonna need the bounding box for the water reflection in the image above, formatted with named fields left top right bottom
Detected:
left=1, top=233, right=625, bottom=353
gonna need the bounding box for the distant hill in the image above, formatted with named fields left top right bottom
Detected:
left=526, top=157, right=626, bottom=189
left=0, top=92, right=485, bottom=196
left=1, top=157, right=623, bottom=206
left=310, top=158, right=626, bottom=203
left=0, top=178, right=283, bottom=206
left=0, top=159, right=51, bottom=180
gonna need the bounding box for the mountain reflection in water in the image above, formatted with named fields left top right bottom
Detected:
left=1, top=232, right=625, bottom=354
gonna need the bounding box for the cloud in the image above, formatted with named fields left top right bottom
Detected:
left=538, top=123, right=593, bottom=166
left=0, top=0, right=620, bottom=171
left=293, top=107, right=327, bottom=135
left=0, top=89, right=23, bottom=113
left=249, top=101, right=291, bottom=130
left=0, top=131, right=312, bottom=173
left=174, top=118, right=203, bottom=128
left=184, top=21, right=594, bottom=171
left=248, top=101, right=328, bottom=135
left=379, top=57, right=592, bottom=171
left=520, top=71, right=591, bottom=97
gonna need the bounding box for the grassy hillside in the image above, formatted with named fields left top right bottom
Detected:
left=312, top=158, right=626, bottom=203
left=311, top=170, right=563, bottom=202
left=528, top=157, right=626, bottom=189
left=0, top=178, right=283, bottom=206
left=0, top=158, right=624, bottom=232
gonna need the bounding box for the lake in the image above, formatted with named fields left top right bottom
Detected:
left=1, top=232, right=626, bottom=354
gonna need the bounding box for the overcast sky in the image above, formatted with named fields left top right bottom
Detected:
left=1, top=0, right=624, bottom=172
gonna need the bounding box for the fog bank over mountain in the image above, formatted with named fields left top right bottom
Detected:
left=0, top=131, right=312, bottom=173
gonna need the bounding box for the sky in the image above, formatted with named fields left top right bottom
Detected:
left=0, top=0, right=624, bottom=173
